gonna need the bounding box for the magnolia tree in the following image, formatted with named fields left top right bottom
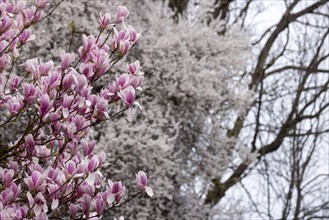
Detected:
left=0, top=1, right=152, bottom=219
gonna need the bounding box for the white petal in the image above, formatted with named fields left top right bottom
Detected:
left=28, top=34, right=36, bottom=42
left=79, top=98, right=85, bottom=108
left=27, top=191, right=34, bottom=204
left=73, top=172, right=84, bottom=179
left=34, top=205, right=42, bottom=216
left=107, top=193, right=115, bottom=204
left=85, top=173, right=95, bottom=186
left=133, top=101, right=142, bottom=109
left=63, top=108, right=69, bottom=118
left=145, top=186, right=153, bottom=197
left=51, top=199, right=59, bottom=210
left=127, top=108, right=133, bottom=122
left=103, top=111, right=110, bottom=119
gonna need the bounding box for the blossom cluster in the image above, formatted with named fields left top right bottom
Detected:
left=0, top=1, right=152, bottom=219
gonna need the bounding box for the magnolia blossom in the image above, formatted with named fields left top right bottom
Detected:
left=36, top=0, right=50, bottom=8
left=80, top=194, right=92, bottom=218
left=19, top=29, right=36, bottom=44
left=127, top=60, right=141, bottom=75
left=136, top=171, right=153, bottom=197
left=99, top=12, right=111, bottom=30
left=118, top=86, right=139, bottom=107
left=69, top=204, right=78, bottom=219
left=9, top=75, right=20, bottom=92
left=24, top=170, right=45, bottom=192
left=38, top=94, right=53, bottom=117
left=0, top=168, right=14, bottom=187
left=37, top=60, right=54, bottom=76
left=107, top=180, right=125, bottom=204
left=115, top=6, right=129, bottom=24
left=60, top=49, right=75, bottom=70
left=22, top=83, right=36, bottom=104
left=27, top=192, right=48, bottom=217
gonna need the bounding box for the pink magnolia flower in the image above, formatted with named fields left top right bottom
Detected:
left=87, top=155, right=100, bottom=173
left=23, top=58, right=38, bottom=75
left=75, top=74, right=88, bottom=94
left=48, top=71, right=61, bottom=90
left=127, top=60, right=140, bottom=75
left=93, top=97, right=109, bottom=120
left=9, top=183, right=21, bottom=201
left=60, top=49, right=75, bottom=70
left=136, top=171, right=153, bottom=197
left=93, top=197, right=106, bottom=216
left=80, top=194, right=92, bottom=218
left=62, top=121, right=77, bottom=139
left=99, top=12, right=111, bottom=30
left=79, top=63, right=94, bottom=79
left=35, top=145, right=51, bottom=158
left=9, top=75, right=20, bottom=92
left=16, top=1, right=27, bottom=12
left=62, top=71, right=76, bottom=91
left=37, top=60, right=54, bottom=76
left=36, top=0, right=49, bottom=8
left=118, top=85, right=140, bottom=108
left=7, top=98, right=23, bottom=115
left=27, top=191, right=48, bottom=217
left=24, top=134, right=35, bottom=151
left=107, top=180, right=125, bottom=204
left=127, top=25, right=141, bottom=44
left=64, top=160, right=77, bottom=179
left=118, top=86, right=142, bottom=120
left=119, top=39, right=131, bottom=56
left=0, top=16, right=14, bottom=33
left=47, top=184, right=60, bottom=210
left=0, top=168, right=15, bottom=187
left=46, top=167, right=60, bottom=182
left=38, top=94, right=53, bottom=117
left=69, top=204, right=78, bottom=219
left=97, top=151, right=106, bottom=166
left=116, top=73, right=130, bottom=90
left=115, top=6, right=129, bottom=24
left=82, top=34, right=97, bottom=53
left=19, top=29, right=36, bottom=44
left=20, top=6, right=42, bottom=25
left=0, top=188, right=14, bottom=205
left=78, top=182, right=95, bottom=196
left=4, top=1, right=15, bottom=13
left=8, top=161, right=19, bottom=174
left=72, top=114, right=86, bottom=132
left=82, top=139, right=96, bottom=156
left=0, top=54, right=11, bottom=69
left=111, top=28, right=129, bottom=51
left=24, top=170, right=45, bottom=192
left=22, top=83, right=36, bottom=104
left=62, top=94, right=74, bottom=118
left=107, top=82, right=120, bottom=101
left=94, top=50, right=109, bottom=77
left=129, top=75, right=144, bottom=90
